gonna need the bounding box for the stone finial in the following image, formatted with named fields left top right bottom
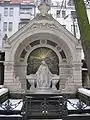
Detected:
left=3, top=34, right=10, bottom=46
left=3, top=34, right=8, bottom=41
left=38, top=2, right=50, bottom=16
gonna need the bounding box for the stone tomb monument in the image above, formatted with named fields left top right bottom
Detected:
left=3, top=2, right=83, bottom=119
left=3, top=2, right=82, bottom=95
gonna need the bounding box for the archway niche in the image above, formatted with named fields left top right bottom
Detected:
left=26, top=47, right=60, bottom=90
left=4, top=18, right=82, bottom=94
left=14, top=39, right=65, bottom=92
left=12, top=35, right=80, bottom=94
left=27, top=47, right=59, bottom=75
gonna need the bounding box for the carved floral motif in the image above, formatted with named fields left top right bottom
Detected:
left=38, top=2, right=50, bottom=16
left=5, top=63, right=14, bottom=71
left=30, top=23, right=59, bottom=31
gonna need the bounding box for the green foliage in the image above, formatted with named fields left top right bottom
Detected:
left=75, top=0, right=90, bottom=46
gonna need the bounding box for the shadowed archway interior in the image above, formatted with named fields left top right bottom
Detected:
left=27, top=47, right=59, bottom=75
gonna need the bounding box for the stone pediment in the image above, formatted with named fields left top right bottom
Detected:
left=4, top=3, right=80, bottom=48
left=5, top=14, right=79, bottom=46
left=5, top=15, right=53, bottom=44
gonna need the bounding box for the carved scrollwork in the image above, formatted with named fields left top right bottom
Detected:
left=40, top=40, right=47, bottom=44
left=74, top=65, right=82, bottom=71
left=30, top=22, right=59, bottom=31
left=25, top=45, right=31, bottom=51
left=72, top=63, right=82, bottom=71
left=5, top=63, right=14, bottom=71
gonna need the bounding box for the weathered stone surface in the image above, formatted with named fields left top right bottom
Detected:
left=4, top=3, right=82, bottom=94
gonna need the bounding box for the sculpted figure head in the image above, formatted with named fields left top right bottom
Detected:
left=41, top=60, right=46, bottom=65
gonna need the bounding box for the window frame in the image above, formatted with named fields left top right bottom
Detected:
left=71, top=24, right=78, bottom=34
left=9, top=8, right=14, bottom=16
left=4, top=8, right=8, bottom=16
left=62, top=10, right=66, bottom=18
left=3, top=22, right=7, bottom=32
left=56, top=10, right=60, bottom=18
left=8, top=22, right=13, bottom=31
left=71, top=11, right=76, bottom=19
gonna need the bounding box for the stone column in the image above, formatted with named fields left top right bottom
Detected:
left=14, top=62, right=27, bottom=93
left=4, top=61, right=26, bottom=93
left=4, top=41, right=16, bottom=91
left=4, top=61, right=15, bottom=92
left=59, top=63, right=67, bottom=91
left=72, top=62, right=82, bottom=90
left=59, top=62, right=75, bottom=94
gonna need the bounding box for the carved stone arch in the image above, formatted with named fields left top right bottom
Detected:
left=24, top=44, right=62, bottom=64
left=11, top=31, right=75, bottom=63
left=14, top=40, right=67, bottom=64
left=15, top=44, right=64, bottom=78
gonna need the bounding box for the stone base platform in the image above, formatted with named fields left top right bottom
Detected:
left=9, top=92, right=77, bottom=99
left=26, top=88, right=60, bottom=94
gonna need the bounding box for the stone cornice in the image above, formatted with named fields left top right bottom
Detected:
left=4, top=13, right=80, bottom=47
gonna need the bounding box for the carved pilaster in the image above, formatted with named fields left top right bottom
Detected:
left=4, top=62, right=14, bottom=89
left=27, top=22, right=59, bottom=32
left=59, top=62, right=74, bottom=92
left=4, top=61, right=26, bottom=93
left=72, top=62, right=82, bottom=88
left=14, top=62, right=27, bottom=92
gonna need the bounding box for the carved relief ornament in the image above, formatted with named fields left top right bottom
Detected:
left=5, top=63, right=14, bottom=71
left=30, top=22, right=59, bottom=31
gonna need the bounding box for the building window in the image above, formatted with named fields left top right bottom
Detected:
left=87, top=0, right=90, bottom=5
left=71, top=24, right=78, bottom=34
left=71, top=11, right=76, bottom=19
left=3, top=22, right=7, bottom=31
left=8, top=22, right=13, bottom=31
left=4, top=8, right=8, bottom=16
left=62, top=25, right=66, bottom=28
left=56, top=10, right=60, bottom=18
left=9, top=8, right=14, bottom=16
left=62, top=10, right=66, bottom=18
left=75, top=25, right=78, bottom=33
left=20, top=8, right=32, bottom=14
